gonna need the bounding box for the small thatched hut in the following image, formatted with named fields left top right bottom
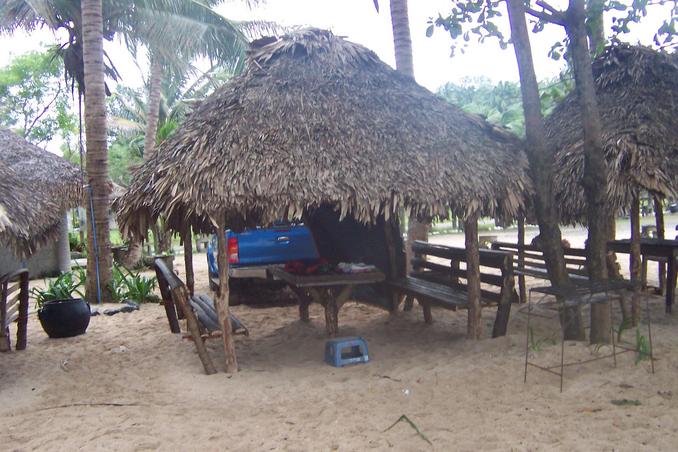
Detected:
left=116, top=28, right=528, bottom=236
left=548, top=44, right=678, bottom=223
left=116, top=28, right=530, bottom=373
left=0, top=129, right=81, bottom=273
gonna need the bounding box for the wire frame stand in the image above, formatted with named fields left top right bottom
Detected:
left=522, top=280, right=655, bottom=392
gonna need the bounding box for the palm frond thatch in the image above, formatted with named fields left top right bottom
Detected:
left=115, top=28, right=530, bottom=237
left=549, top=44, right=678, bottom=223
left=0, top=128, right=82, bottom=257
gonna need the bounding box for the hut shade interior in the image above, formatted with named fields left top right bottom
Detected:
left=116, top=28, right=530, bottom=238
left=548, top=45, right=678, bottom=223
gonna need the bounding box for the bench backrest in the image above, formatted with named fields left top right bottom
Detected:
left=0, top=269, right=29, bottom=352
left=491, top=241, right=589, bottom=278
left=411, top=241, right=515, bottom=305
left=153, top=259, right=184, bottom=333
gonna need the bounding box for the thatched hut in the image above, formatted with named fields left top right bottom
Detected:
left=115, top=28, right=530, bottom=372
left=548, top=44, right=678, bottom=223
left=0, top=128, right=81, bottom=273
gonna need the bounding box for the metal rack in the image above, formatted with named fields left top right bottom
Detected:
left=522, top=280, right=655, bottom=392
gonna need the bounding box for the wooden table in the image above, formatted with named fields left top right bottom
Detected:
left=267, top=267, right=385, bottom=336
left=608, top=239, right=678, bottom=313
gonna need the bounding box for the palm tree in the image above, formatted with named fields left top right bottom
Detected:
left=81, top=0, right=112, bottom=302
left=0, top=0, right=272, bottom=300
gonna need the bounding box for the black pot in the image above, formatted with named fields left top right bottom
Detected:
left=38, top=298, right=91, bottom=338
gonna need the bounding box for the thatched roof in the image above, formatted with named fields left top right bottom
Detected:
left=548, top=44, right=678, bottom=223
left=0, top=128, right=82, bottom=257
left=116, top=28, right=529, bottom=237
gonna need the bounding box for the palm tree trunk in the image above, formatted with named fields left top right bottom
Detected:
left=389, top=0, right=428, bottom=269
left=82, top=0, right=112, bottom=303
left=143, top=54, right=163, bottom=160
left=506, top=0, right=585, bottom=340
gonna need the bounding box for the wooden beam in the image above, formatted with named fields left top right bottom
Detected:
left=171, top=285, right=216, bottom=375
left=183, top=226, right=195, bottom=297
left=464, top=214, right=482, bottom=339
left=215, top=215, right=238, bottom=373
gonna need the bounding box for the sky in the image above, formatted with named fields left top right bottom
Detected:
left=1, top=0, right=671, bottom=93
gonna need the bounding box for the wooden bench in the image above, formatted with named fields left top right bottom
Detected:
left=491, top=241, right=592, bottom=303
left=0, top=269, right=29, bottom=352
left=153, top=259, right=248, bottom=374
left=388, top=241, right=517, bottom=338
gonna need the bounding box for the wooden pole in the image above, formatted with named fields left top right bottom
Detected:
left=654, top=196, right=666, bottom=295
left=517, top=216, right=527, bottom=304
left=183, top=226, right=195, bottom=297
left=464, top=214, right=482, bottom=339
left=215, top=215, right=238, bottom=373
left=630, top=194, right=641, bottom=326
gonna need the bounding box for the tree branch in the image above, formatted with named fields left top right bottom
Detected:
left=524, top=0, right=567, bottom=26
left=25, top=85, right=62, bottom=137
left=525, top=6, right=565, bottom=26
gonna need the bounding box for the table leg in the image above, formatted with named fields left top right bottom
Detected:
left=323, top=285, right=354, bottom=337
left=325, top=298, right=339, bottom=337
left=667, top=256, right=676, bottom=314
left=288, top=286, right=312, bottom=322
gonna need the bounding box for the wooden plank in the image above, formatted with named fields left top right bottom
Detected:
left=268, top=266, right=385, bottom=287
left=154, top=259, right=181, bottom=334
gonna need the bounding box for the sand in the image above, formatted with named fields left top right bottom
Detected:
left=2, top=239, right=678, bottom=451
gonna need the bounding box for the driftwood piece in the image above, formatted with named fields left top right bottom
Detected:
left=170, top=285, right=216, bottom=375
left=216, top=216, right=238, bottom=373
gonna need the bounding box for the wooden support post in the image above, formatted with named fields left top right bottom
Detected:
left=517, top=216, right=527, bottom=304
left=422, top=301, right=433, bottom=324
left=383, top=218, right=399, bottom=314
left=630, top=194, right=641, bottom=325
left=464, top=214, right=482, bottom=339
left=183, top=226, right=195, bottom=297
left=215, top=215, right=238, bottom=373
left=171, top=285, right=216, bottom=375
left=492, top=254, right=514, bottom=338
left=16, top=271, right=28, bottom=350
left=654, top=196, right=666, bottom=295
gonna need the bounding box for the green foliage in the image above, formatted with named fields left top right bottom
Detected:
left=635, top=328, right=651, bottom=364
left=0, top=49, right=77, bottom=145
left=437, top=76, right=573, bottom=136
left=68, top=232, right=86, bottom=253
left=31, top=268, right=85, bottom=309
left=528, top=327, right=556, bottom=352
left=110, top=264, right=159, bottom=304
left=432, top=0, right=677, bottom=59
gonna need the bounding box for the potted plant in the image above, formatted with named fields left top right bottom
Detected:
left=31, top=268, right=90, bottom=338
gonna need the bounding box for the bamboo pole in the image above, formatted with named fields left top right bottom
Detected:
left=215, top=215, right=238, bottom=373
left=464, top=214, right=482, bottom=339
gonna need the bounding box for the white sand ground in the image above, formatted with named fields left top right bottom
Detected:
left=2, top=231, right=678, bottom=451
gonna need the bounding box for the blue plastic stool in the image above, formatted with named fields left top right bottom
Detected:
left=324, top=336, right=369, bottom=367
